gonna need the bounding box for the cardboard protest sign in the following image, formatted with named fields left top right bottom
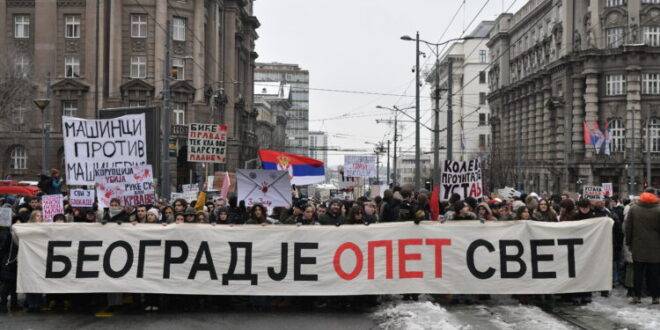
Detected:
left=602, top=183, right=613, bottom=197
left=0, top=208, right=12, bottom=227
left=237, top=169, right=292, bottom=210
left=187, top=123, right=227, bottom=163
left=14, top=218, right=613, bottom=295
left=583, top=186, right=604, bottom=200
left=62, top=114, right=147, bottom=185
left=343, top=155, right=376, bottom=178
left=69, top=189, right=95, bottom=208
left=440, top=159, right=483, bottom=201
left=42, top=195, right=64, bottom=223
left=497, top=186, right=521, bottom=199
left=95, top=165, right=155, bottom=208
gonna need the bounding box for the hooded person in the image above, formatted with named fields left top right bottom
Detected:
left=213, top=207, right=231, bottom=225
left=319, top=199, right=345, bottom=226
left=476, top=202, right=495, bottom=221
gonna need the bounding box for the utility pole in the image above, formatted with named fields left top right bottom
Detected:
left=433, top=45, right=441, bottom=188
left=161, top=20, right=172, bottom=200
left=414, top=31, right=421, bottom=191
left=447, top=57, right=453, bottom=162
left=387, top=140, right=391, bottom=187
left=394, top=107, right=399, bottom=187
left=629, top=111, right=636, bottom=195
left=647, top=109, right=652, bottom=188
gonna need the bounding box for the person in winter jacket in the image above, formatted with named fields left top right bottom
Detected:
left=476, top=202, right=494, bottom=221
left=559, top=199, right=577, bottom=221
left=516, top=206, right=532, bottom=220
left=532, top=198, right=558, bottom=222
left=284, top=204, right=318, bottom=225
left=379, top=190, right=400, bottom=222
left=625, top=190, right=660, bottom=305
left=102, top=198, right=130, bottom=224
left=319, top=199, right=345, bottom=226
left=446, top=201, right=476, bottom=221
left=346, top=205, right=369, bottom=225
left=0, top=217, right=20, bottom=310
left=246, top=204, right=268, bottom=225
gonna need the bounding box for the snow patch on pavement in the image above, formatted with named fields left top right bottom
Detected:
left=580, top=290, right=660, bottom=330
left=372, top=301, right=470, bottom=330
left=491, top=304, right=574, bottom=330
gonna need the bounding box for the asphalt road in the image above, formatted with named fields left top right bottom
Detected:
left=0, top=311, right=379, bottom=330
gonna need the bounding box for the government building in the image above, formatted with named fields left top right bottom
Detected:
left=488, top=0, right=660, bottom=196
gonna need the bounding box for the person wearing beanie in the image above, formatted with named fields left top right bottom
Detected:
left=146, top=208, right=160, bottom=223
left=183, top=207, right=196, bottom=223
left=319, top=199, right=345, bottom=226
left=213, top=207, right=231, bottom=225
left=625, top=190, right=660, bottom=305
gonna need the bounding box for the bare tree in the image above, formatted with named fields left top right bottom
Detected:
left=0, top=49, right=35, bottom=130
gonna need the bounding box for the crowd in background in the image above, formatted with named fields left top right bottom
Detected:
left=1, top=183, right=659, bottom=314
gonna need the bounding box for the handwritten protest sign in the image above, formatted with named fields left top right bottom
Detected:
left=343, top=155, right=376, bottom=177
left=187, top=123, right=227, bottom=163
left=63, top=114, right=147, bottom=185
left=237, top=169, right=291, bottom=210
left=440, top=159, right=483, bottom=201
left=95, top=165, right=154, bottom=208
left=583, top=186, right=604, bottom=200
left=69, top=189, right=95, bottom=208
left=602, top=183, right=613, bottom=197
left=182, top=184, right=199, bottom=203
left=0, top=208, right=12, bottom=227
left=42, top=195, right=64, bottom=223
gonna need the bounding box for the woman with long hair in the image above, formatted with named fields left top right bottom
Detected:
left=533, top=198, right=558, bottom=221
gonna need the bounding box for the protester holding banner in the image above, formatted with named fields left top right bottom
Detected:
left=101, top=198, right=130, bottom=224
left=145, top=208, right=160, bottom=224
left=559, top=199, right=577, bottom=221
left=515, top=206, right=532, bottom=220
left=319, top=200, right=345, bottom=226
left=532, top=199, right=558, bottom=222
left=246, top=204, right=268, bottom=225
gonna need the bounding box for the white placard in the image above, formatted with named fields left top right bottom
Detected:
left=42, top=195, right=64, bottom=223
left=0, top=208, right=12, bottom=227
left=237, top=169, right=292, bottom=210
left=187, top=123, right=227, bottom=163
left=14, top=218, right=613, bottom=295
left=63, top=114, right=147, bottom=185
left=95, top=165, right=154, bottom=208
left=440, top=159, right=483, bottom=201
left=602, top=183, right=613, bottom=198
left=343, top=155, right=376, bottom=178
left=583, top=186, right=604, bottom=201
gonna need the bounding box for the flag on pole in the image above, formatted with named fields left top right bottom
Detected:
left=258, top=149, right=325, bottom=185
left=604, top=120, right=612, bottom=156
left=220, top=171, right=231, bottom=200
left=583, top=121, right=605, bottom=154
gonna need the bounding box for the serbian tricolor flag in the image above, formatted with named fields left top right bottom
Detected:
left=258, top=149, right=325, bottom=185
left=583, top=121, right=605, bottom=154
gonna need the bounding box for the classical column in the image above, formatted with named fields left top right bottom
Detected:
left=108, top=0, right=123, bottom=99
left=626, top=66, right=642, bottom=192
left=572, top=75, right=586, bottom=157
left=192, top=0, right=205, bottom=103
left=535, top=81, right=544, bottom=162
left=542, top=76, right=552, bottom=160
left=583, top=73, right=598, bottom=159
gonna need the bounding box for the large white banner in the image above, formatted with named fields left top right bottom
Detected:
left=95, top=165, right=155, bottom=208
left=440, top=159, right=483, bottom=201
left=14, top=218, right=612, bottom=295
left=63, top=114, right=147, bottom=185
left=237, top=169, right=292, bottom=209
left=344, top=155, right=376, bottom=178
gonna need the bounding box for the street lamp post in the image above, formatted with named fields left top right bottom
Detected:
left=33, top=72, right=52, bottom=175
left=400, top=35, right=472, bottom=190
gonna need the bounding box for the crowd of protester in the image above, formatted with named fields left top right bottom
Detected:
left=0, top=183, right=659, bottom=314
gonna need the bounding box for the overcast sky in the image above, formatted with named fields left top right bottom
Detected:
left=254, top=0, right=524, bottom=166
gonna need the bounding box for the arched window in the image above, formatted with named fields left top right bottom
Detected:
left=9, top=146, right=27, bottom=170
left=609, top=119, right=625, bottom=153
left=643, top=118, right=660, bottom=153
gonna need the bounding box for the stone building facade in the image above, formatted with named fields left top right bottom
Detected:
left=488, top=0, right=660, bottom=196
left=0, top=0, right=259, bottom=186
left=254, top=81, right=289, bottom=153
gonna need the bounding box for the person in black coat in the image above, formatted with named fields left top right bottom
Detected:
left=0, top=217, right=20, bottom=310
left=102, top=198, right=130, bottom=224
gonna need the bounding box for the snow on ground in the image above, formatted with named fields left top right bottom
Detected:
left=577, top=289, right=660, bottom=330
left=371, top=295, right=573, bottom=330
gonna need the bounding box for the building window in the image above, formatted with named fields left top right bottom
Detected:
left=609, top=119, right=625, bottom=153
left=172, top=58, right=185, bottom=80
left=14, top=15, right=30, bottom=38
left=479, top=134, right=488, bottom=148
left=62, top=100, right=78, bottom=117
left=173, top=102, right=185, bottom=125
left=65, top=15, right=81, bottom=38
left=642, top=73, right=660, bottom=95
left=479, top=71, right=486, bottom=84
left=129, top=100, right=147, bottom=108
left=606, top=0, right=626, bottom=6
left=643, top=0, right=660, bottom=3
left=11, top=106, right=25, bottom=125
left=15, top=56, right=29, bottom=77
left=479, top=92, right=487, bottom=105
left=130, top=56, right=147, bottom=79
left=9, top=146, right=27, bottom=170
left=643, top=26, right=660, bottom=47
left=479, top=50, right=488, bottom=63
left=479, top=113, right=487, bottom=126
left=606, top=28, right=624, bottom=48
left=172, top=17, right=186, bottom=41
left=605, top=74, right=626, bottom=96
left=65, top=56, right=80, bottom=78
left=131, top=14, right=147, bottom=38
left=643, top=118, right=660, bottom=153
